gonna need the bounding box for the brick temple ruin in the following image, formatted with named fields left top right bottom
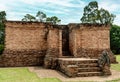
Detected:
left=0, top=21, right=117, bottom=77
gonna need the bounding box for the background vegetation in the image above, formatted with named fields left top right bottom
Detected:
left=21, top=11, right=61, bottom=24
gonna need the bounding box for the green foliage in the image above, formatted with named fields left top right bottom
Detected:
left=81, top=1, right=115, bottom=24
left=0, top=11, right=6, bottom=23
left=0, top=22, right=5, bottom=44
left=22, top=14, right=36, bottom=22
left=36, top=11, right=46, bottom=22
left=116, top=55, right=120, bottom=62
left=46, top=16, right=61, bottom=24
left=110, top=25, right=120, bottom=54
left=0, top=11, right=6, bottom=54
left=0, top=44, right=4, bottom=54
left=22, top=11, right=61, bottom=24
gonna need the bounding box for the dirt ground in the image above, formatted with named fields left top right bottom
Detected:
left=28, top=67, right=120, bottom=82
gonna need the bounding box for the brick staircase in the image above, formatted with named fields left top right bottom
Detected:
left=58, top=58, right=103, bottom=77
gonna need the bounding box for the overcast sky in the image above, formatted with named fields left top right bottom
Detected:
left=0, top=0, right=120, bottom=25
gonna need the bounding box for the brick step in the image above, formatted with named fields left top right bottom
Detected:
left=58, top=58, right=103, bottom=77
left=59, top=56, right=74, bottom=58
left=78, top=63, right=98, bottom=67
left=77, top=72, right=103, bottom=77
left=58, top=58, right=98, bottom=66
left=78, top=67, right=101, bottom=72
left=75, top=60, right=98, bottom=64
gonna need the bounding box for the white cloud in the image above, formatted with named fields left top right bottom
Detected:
left=0, top=4, right=9, bottom=11
left=113, top=14, right=120, bottom=25
left=20, top=0, right=85, bottom=8
left=99, top=0, right=120, bottom=12
left=98, top=0, right=120, bottom=25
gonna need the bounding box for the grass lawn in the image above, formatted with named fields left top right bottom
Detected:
left=116, top=55, right=120, bottom=62
left=107, top=55, right=120, bottom=82
left=0, top=67, right=61, bottom=82
left=111, top=55, right=120, bottom=71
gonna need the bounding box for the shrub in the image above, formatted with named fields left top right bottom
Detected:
left=0, top=44, right=4, bottom=55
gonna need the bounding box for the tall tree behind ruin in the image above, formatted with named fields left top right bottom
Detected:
left=22, top=14, right=36, bottom=22
left=0, top=11, right=6, bottom=44
left=0, top=11, right=6, bottom=54
left=46, top=16, right=61, bottom=24
left=110, top=25, right=120, bottom=54
left=36, top=11, right=46, bottom=22
left=80, top=1, right=115, bottom=24
left=22, top=11, right=61, bottom=24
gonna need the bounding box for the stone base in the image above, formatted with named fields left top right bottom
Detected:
left=44, top=57, right=58, bottom=69
left=44, top=48, right=59, bottom=69
left=0, top=56, right=3, bottom=67
left=102, top=65, right=111, bottom=76
left=1, top=49, right=46, bottom=67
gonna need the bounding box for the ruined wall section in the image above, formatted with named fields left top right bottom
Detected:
left=79, top=24, right=110, bottom=58
left=5, top=22, right=47, bottom=50
left=44, top=26, right=60, bottom=68
left=69, top=24, right=116, bottom=63
left=69, top=24, right=77, bottom=57
left=2, top=21, right=50, bottom=66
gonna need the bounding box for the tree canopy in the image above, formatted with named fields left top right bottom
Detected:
left=81, top=1, right=115, bottom=24
left=0, top=11, right=6, bottom=23
left=21, top=11, right=61, bottom=24
left=0, top=11, right=6, bottom=44
left=22, top=14, right=36, bottom=22
left=0, top=11, right=6, bottom=54
left=110, top=25, right=120, bottom=54
left=36, top=11, right=46, bottom=22
left=46, top=16, right=61, bottom=24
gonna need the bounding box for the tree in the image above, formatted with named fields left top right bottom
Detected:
left=46, top=16, right=61, bottom=24
left=110, top=25, right=120, bottom=54
left=22, top=14, right=36, bottom=22
left=81, top=1, right=98, bottom=23
left=36, top=11, right=46, bottom=22
left=0, top=11, right=6, bottom=44
left=81, top=1, right=115, bottom=24
left=99, top=8, right=116, bottom=24
left=0, top=11, right=6, bottom=23
left=0, top=11, right=6, bottom=54
left=22, top=11, right=61, bottom=24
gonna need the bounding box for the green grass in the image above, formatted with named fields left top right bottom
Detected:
left=106, top=78, right=120, bottom=82
left=116, top=55, right=120, bottom=62
left=110, top=55, right=120, bottom=71
left=111, top=64, right=120, bottom=71
left=107, top=55, right=120, bottom=82
left=0, top=67, right=61, bottom=82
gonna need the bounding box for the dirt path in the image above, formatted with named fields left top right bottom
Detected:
left=28, top=67, right=120, bottom=82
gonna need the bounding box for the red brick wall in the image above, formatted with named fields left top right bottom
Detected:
left=69, top=24, right=111, bottom=58
left=2, top=21, right=49, bottom=66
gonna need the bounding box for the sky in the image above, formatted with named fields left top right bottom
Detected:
left=0, top=0, right=120, bottom=25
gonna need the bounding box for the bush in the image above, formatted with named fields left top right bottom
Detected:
left=0, top=44, right=4, bottom=55
left=110, top=25, right=120, bottom=54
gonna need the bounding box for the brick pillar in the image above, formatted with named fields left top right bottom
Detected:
left=59, top=29, right=62, bottom=57
left=74, top=30, right=77, bottom=57
left=44, top=28, right=59, bottom=69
